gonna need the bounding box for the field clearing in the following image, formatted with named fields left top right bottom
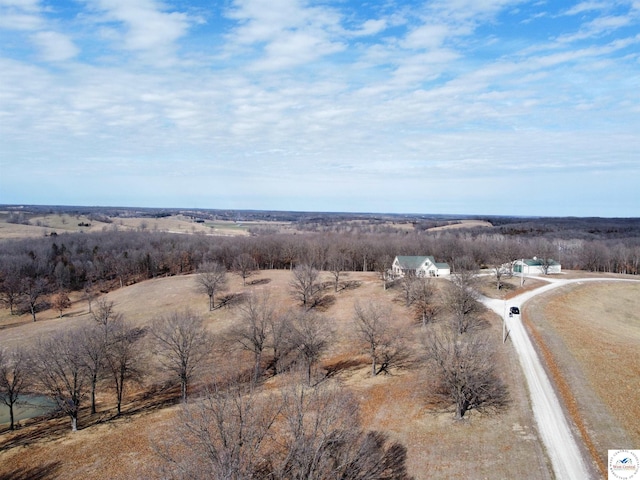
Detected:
left=427, top=219, right=493, bottom=231
left=0, top=269, right=557, bottom=479
left=0, top=213, right=293, bottom=240
left=524, top=281, right=640, bottom=473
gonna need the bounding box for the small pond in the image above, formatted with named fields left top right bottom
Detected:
left=0, top=395, right=58, bottom=425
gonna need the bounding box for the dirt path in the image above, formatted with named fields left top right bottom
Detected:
left=480, top=276, right=640, bottom=480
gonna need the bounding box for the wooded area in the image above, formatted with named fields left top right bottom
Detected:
left=1, top=207, right=638, bottom=478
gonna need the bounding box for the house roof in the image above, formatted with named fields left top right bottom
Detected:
left=395, top=256, right=431, bottom=269
left=395, top=256, right=450, bottom=270
left=522, top=258, right=560, bottom=266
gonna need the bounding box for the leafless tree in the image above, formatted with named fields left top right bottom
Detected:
left=425, top=330, right=509, bottom=419
left=531, top=239, right=557, bottom=275
left=327, top=249, right=350, bottom=292
left=275, top=384, right=414, bottom=480
left=487, top=241, right=517, bottom=290
left=0, top=347, right=29, bottom=430
left=398, top=271, right=417, bottom=307
left=232, top=253, right=257, bottom=286
left=21, top=277, right=49, bottom=322
left=446, top=274, right=485, bottom=335
left=158, top=382, right=414, bottom=480
left=103, top=320, right=145, bottom=414
left=195, top=261, right=228, bottom=311
left=411, top=277, right=440, bottom=327
left=92, top=298, right=121, bottom=328
left=289, top=264, right=323, bottom=308
left=266, top=311, right=294, bottom=376
left=51, top=291, right=71, bottom=318
left=231, top=290, right=274, bottom=383
left=277, top=384, right=360, bottom=478
left=77, top=323, right=106, bottom=414
left=152, top=310, right=213, bottom=402
left=375, top=254, right=394, bottom=290
left=84, top=281, right=96, bottom=314
left=31, top=330, right=89, bottom=431
left=289, top=310, right=332, bottom=385
left=0, top=261, right=21, bottom=315
left=157, top=384, right=280, bottom=480
left=353, top=301, right=409, bottom=377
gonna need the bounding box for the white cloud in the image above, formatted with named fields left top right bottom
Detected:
left=402, top=24, right=452, bottom=49
left=0, top=0, right=42, bottom=30
left=88, top=0, right=193, bottom=53
left=1, top=0, right=639, bottom=215
left=352, top=19, right=387, bottom=37
left=0, top=0, right=40, bottom=9
left=562, top=2, right=609, bottom=16
left=0, top=12, right=42, bottom=30
left=31, top=30, right=79, bottom=61
left=225, top=0, right=345, bottom=69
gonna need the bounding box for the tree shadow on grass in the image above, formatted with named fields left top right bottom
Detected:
left=0, top=461, right=61, bottom=480
left=0, top=383, right=182, bottom=452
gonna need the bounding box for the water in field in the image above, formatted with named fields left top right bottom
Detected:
left=0, top=395, right=57, bottom=426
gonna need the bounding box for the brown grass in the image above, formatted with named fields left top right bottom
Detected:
left=524, top=281, right=640, bottom=477
left=427, top=219, right=493, bottom=231
left=9, top=270, right=634, bottom=479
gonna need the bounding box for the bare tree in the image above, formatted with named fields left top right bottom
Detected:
left=92, top=298, right=121, bottom=328
left=289, top=264, right=323, bottom=308
left=0, top=347, right=29, bottom=430
left=353, top=301, right=392, bottom=377
left=0, top=261, right=22, bottom=315
left=289, top=310, right=332, bottom=385
left=195, top=261, right=228, bottom=311
left=31, top=330, right=89, bottom=431
left=103, top=320, right=145, bottom=414
left=51, top=290, right=71, bottom=318
left=532, top=239, right=557, bottom=275
left=275, top=384, right=414, bottom=480
left=446, top=275, right=485, bottom=335
left=398, top=272, right=417, bottom=307
left=158, top=382, right=414, bottom=480
left=231, top=290, right=274, bottom=382
left=374, top=254, right=394, bottom=290
left=232, top=253, right=257, bottom=286
left=327, top=249, right=349, bottom=292
left=77, top=323, right=106, bottom=414
left=21, top=277, right=49, bottom=322
left=266, top=311, right=294, bottom=376
left=411, top=277, right=440, bottom=327
left=487, top=241, right=517, bottom=290
left=425, top=330, right=509, bottom=419
left=152, top=310, right=213, bottom=402
left=84, top=281, right=96, bottom=314
left=158, top=384, right=280, bottom=480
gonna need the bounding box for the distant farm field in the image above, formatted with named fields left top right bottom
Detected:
left=0, top=212, right=262, bottom=238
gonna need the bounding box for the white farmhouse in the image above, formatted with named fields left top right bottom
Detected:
left=392, top=256, right=451, bottom=278
left=513, top=258, right=562, bottom=275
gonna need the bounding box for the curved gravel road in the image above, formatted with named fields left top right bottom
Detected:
left=480, top=276, right=639, bottom=480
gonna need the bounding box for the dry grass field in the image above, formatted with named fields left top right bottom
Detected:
left=0, top=211, right=259, bottom=238
left=427, top=219, right=493, bottom=231
left=524, top=281, right=640, bottom=476
left=1, top=269, right=557, bottom=479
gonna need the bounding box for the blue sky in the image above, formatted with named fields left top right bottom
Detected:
left=1, top=0, right=639, bottom=216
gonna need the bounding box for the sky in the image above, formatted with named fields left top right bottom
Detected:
left=1, top=0, right=639, bottom=217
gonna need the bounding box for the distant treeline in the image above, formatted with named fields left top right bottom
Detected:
left=1, top=218, right=638, bottom=307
